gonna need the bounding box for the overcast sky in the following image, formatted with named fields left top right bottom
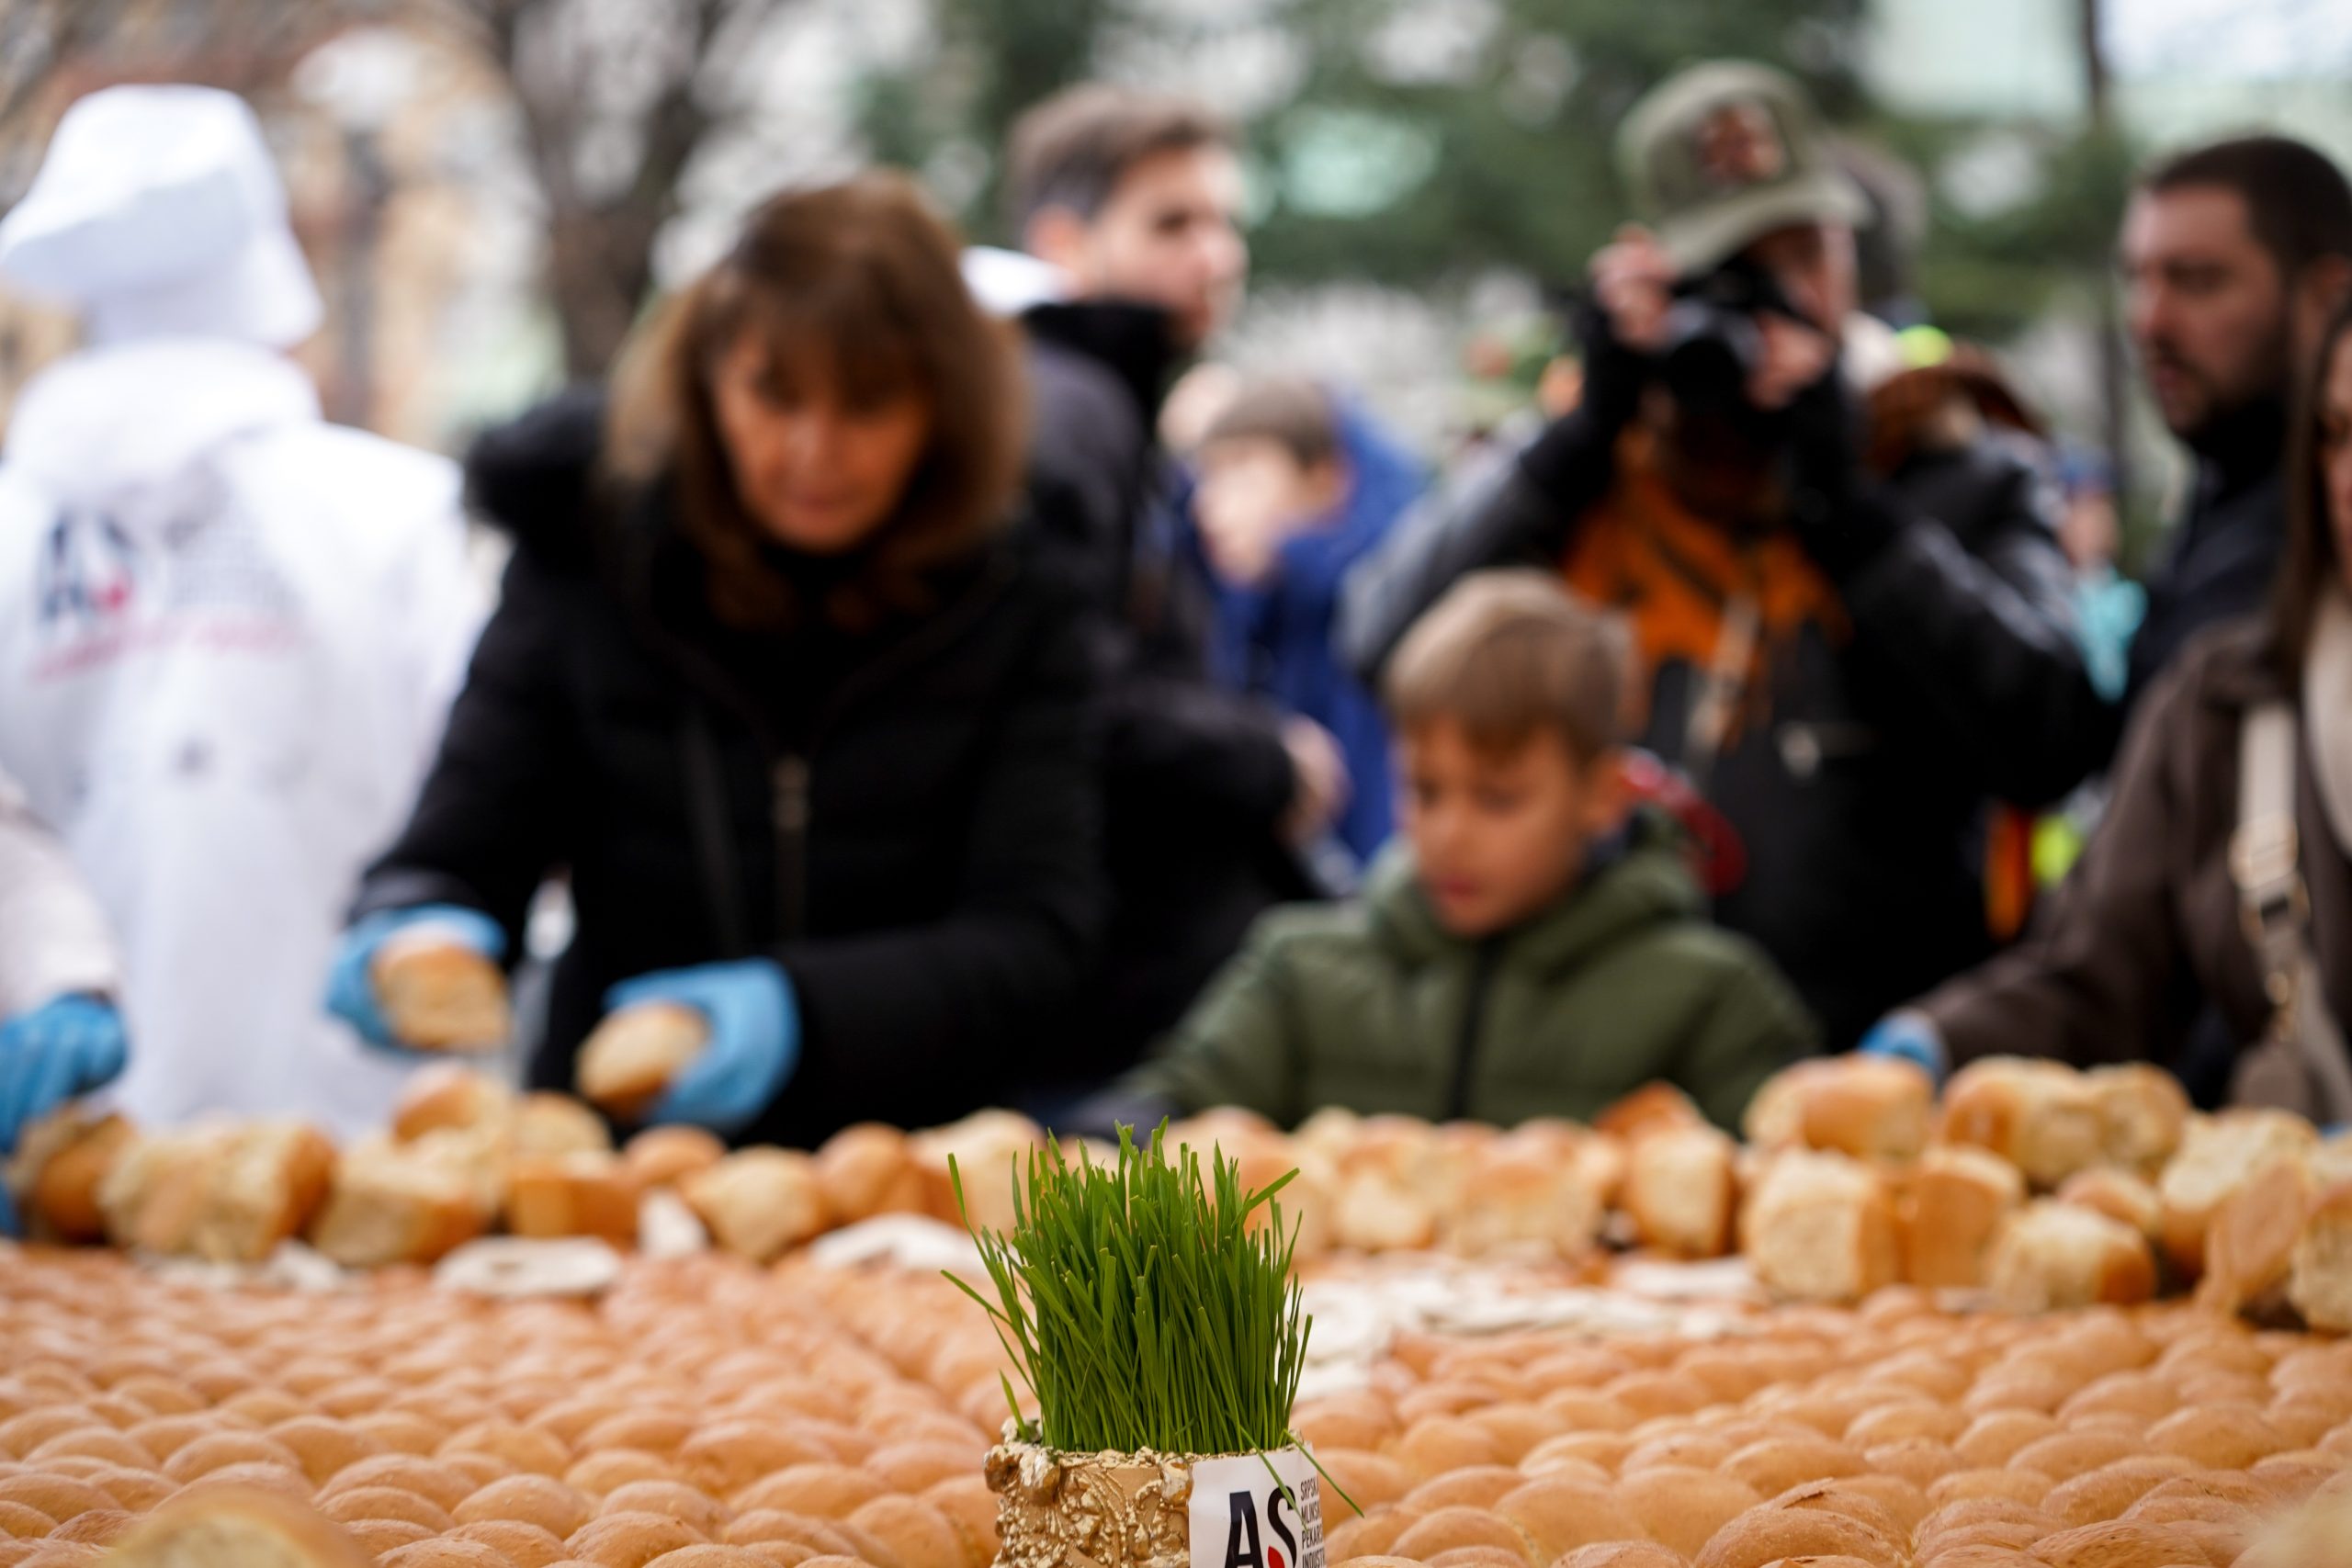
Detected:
left=2106, top=0, right=2352, bottom=77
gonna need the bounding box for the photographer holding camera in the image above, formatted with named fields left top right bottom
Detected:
left=1343, top=62, right=2106, bottom=1050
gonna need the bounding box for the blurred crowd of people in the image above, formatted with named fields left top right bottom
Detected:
left=3, top=58, right=2351, bottom=1180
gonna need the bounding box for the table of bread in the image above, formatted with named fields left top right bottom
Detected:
left=7, top=1055, right=2352, bottom=1568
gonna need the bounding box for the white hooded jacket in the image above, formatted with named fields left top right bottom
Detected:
left=0, top=337, right=486, bottom=1135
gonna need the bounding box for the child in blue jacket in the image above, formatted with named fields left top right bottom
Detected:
left=1190, top=378, right=1425, bottom=870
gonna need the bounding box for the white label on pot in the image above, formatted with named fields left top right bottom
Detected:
left=1190, top=1449, right=1325, bottom=1568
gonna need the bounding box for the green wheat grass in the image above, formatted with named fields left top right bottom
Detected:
left=946, top=1122, right=1312, bottom=1458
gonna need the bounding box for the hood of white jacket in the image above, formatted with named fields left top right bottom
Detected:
left=4, top=336, right=319, bottom=503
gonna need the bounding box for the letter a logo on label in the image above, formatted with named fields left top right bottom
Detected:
left=1224, top=1491, right=1262, bottom=1568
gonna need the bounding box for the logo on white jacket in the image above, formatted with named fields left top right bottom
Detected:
left=36, top=509, right=137, bottom=631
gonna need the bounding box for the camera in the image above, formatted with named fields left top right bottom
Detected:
left=1655, top=257, right=1800, bottom=417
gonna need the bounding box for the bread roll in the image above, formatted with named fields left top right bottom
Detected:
left=2287, top=1180, right=2352, bottom=1332
left=391, top=1067, right=516, bottom=1144
left=375, top=931, right=510, bottom=1054
left=505, top=1154, right=641, bottom=1247
left=576, top=1004, right=708, bottom=1121
left=2157, top=1110, right=2319, bottom=1279
left=1621, top=1122, right=1739, bottom=1258
left=1937, top=1057, right=2104, bottom=1189
left=910, top=1111, right=1040, bottom=1235
left=1745, top=1056, right=1933, bottom=1162
left=96, top=1126, right=222, bottom=1253
left=94, top=1120, right=333, bottom=1264
left=2052, top=1167, right=2161, bottom=1238
left=307, top=1139, right=493, bottom=1268
left=1899, top=1145, right=2024, bottom=1289
left=621, top=1127, right=727, bottom=1192
left=2087, top=1063, right=2189, bottom=1177
left=812, top=1125, right=925, bottom=1224
left=683, top=1150, right=828, bottom=1262
left=514, top=1095, right=614, bottom=1159
left=565, top=1511, right=706, bottom=1566
left=1320, top=1119, right=1444, bottom=1253
left=191, top=1121, right=337, bottom=1264
left=102, top=1488, right=370, bottom=1568
left=2196, top=1154, right=2314, bottom=1315
left=1741, top=1151, right=1900, bottom=1303
left=1984, top=1201, right=2155, bottom=1313
left=1439, top=1140, right=1603, bottom=1260
left=1594, top=1082, right=1703, bottom=1142
left=4, top=1110, right=133, bottom=1243
left=1690, top=1503, right=1899, bottom=1568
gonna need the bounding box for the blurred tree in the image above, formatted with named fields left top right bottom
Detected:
left=856, top=0, right=1871, bottom=291
left=418, top=0, right=804, bottom=378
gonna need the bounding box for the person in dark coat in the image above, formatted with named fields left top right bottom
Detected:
left=2118, top=136, right=2352, bottom=709
left=1866, top=299, right=2352, bottom=1119
left=990, top=85, right=1345, bottom=1077
left=323, top=175, right=1103, bottom=1148
left=1340, top=62, right=2107, bottom=1052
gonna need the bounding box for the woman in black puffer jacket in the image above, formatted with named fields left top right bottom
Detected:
left=331, top=175, right=1102, bottom=1147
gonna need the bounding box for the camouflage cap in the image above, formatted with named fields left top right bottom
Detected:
left=1618, top=61, right=1871, bottom=276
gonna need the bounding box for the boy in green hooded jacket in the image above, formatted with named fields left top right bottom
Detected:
left=1114, top=570, right=1815, bottom=1131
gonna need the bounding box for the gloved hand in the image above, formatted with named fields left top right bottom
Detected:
left=1779, top=364, right=1904, bottom=581
left=0, top=995, right=129, bottom=1157
left=605, top=959, right=799, bottom=1136
left=1858, top=1010, right=1950, bottom=1086
left=324, top=904, right=505, bottom=1053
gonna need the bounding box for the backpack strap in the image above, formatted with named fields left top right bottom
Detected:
left=2230, top=702, right=2352, bottom=1121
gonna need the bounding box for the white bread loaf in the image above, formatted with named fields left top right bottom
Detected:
left=1744, top=1055, right=1934, bottom=1162
left=1622, top=1122, right=1740, bottom=1258
left=373, top=930, right=510, bottom=1053
left=1741, top=1149, right=1900, bottom=1303
left=5, top=1106, right=134, bottom=1243
left=2286, top=1180, right=2352, bottom=1332
left=1898, top=1144, right=2025, bottom=1289
left=682, top=1147, right=829, bottom=1261
left=575, top=1001, right=709, bottom=1120
left=1440, top=1134, right=1605, bottom=1260
left=307, top=1135, right=495, bottom=1267
left=2087, top=1062, right=2190, bottom=1177
left=504, top=1151, right=641, bottom=1247
left=2156, top=1109, right=2318, bottom=1279
left=1937, top=1055, right=2105, bottom=1190
left=1984, top=1198, right=2157, bottom=1312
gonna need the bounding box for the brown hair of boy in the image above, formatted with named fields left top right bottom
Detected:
left=1200, top=376, right=1341, bottom=468
left=1385, top=570, right=1633, bottom=764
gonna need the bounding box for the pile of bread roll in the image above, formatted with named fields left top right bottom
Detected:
left=1, top=1068, right=1051, bottom=1273
left=14, top=1049, right=2352, bottom=1334
left=8, top=1215, right=2352, bottom=1566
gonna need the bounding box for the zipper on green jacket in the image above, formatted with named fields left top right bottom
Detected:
left=1445, top=940, right=1503, bottom=1122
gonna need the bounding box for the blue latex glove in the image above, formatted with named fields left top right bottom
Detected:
left=324, top=904, right=506, bottom=1053
left=0, top=996, right=129, bottom=1159
left=604, top=959, right=798, bottom=1136
left=1858, top=1010, right=1949, bottom=1086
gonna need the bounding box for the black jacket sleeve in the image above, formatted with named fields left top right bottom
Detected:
left=352, top=548, right=580, bottom=949
left=1838, top=444, right=2113, bottom=807
left=1339, top=411, right=1618, bottom=686
left=773, top=597, right=1106, bottom=1105
left=1024, top=342, right=1297, bottom=829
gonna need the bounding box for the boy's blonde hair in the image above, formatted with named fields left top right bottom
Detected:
left=1385, top=570, right=1632, bottom=763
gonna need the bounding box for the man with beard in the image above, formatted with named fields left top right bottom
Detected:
left=2120, top=137, right=2352, bottom=703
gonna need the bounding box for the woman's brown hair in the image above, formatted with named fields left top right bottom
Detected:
left=606, top=172, right=1026, bottom=629
left=2273, top=295, right=2352, bottom=678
